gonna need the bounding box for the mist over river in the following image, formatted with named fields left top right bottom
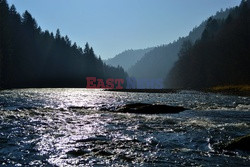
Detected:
left=0, top=89, right=249, bottom=166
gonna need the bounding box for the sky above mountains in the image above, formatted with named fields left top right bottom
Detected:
left=8, top=0, right=241, bottom=59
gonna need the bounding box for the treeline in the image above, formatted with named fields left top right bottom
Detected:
left=165, top=0, right=250, bottom=88
left=0, top=0, right=127, bottom=88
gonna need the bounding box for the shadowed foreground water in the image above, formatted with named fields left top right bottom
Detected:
left=0, top=89, right=249, bottom=166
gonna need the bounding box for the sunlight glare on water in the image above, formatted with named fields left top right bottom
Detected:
left=0, top=89, right=249, bottom=166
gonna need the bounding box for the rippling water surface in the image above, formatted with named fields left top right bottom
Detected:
left=0, top=89, right=249, bottom=166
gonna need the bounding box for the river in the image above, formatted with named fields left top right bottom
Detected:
left=0, top=88, right=249, bottom=166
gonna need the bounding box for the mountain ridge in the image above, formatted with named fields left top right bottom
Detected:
left=104, top=47, right=153, bottom=71
left=127, top=8, right=232, bottom=79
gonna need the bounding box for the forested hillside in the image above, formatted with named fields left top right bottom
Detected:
left=165, top=0, right=250, bottom=88
left=128, top=8, right=231, bottom=79
left=0, top=0, right=127, bottom=88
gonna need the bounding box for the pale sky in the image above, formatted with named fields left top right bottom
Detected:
left=7, top=0, right=241, bottom=59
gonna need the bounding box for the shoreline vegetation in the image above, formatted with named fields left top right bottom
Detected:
left=105, top=85, right=250, bottom=97
left=207, top=85, right=250, bottom=97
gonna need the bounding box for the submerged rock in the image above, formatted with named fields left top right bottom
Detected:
left=224, top=134, right=250, bottom=151
left=115, top=103, right=186, bottom=114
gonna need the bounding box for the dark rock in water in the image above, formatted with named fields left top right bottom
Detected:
left=76, top=136, right=108, bottom=143
left=68, top=106, right=90, bottom=110
left=115, top=103, right=186, bottom=114
left=67, top=149, right=90, bottom=157
left=224, top=134, right=250, bottom=151
left=96, top=150, right=114, bottom=156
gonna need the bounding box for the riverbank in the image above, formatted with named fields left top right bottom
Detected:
left=206, top=85, right=250, bottom=97
left=104, top=89, right=179, bottom=93
left=1, top=86, right=249, bottom=97
left=105, top=85, right=250, bottom=97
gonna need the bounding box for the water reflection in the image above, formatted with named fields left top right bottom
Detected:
left=0, top=89, right=249, bottom=166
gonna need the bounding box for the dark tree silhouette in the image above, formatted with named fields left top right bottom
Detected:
left=0, top=0, right=127, bottom=88
left=165, top=0, right=250, bottom=88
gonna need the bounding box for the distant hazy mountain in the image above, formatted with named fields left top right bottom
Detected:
left=104, top=48, right=153, bottom=71
left=128, top=8, right=232, bottom=79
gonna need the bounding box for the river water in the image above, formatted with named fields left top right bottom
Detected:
left=0, top=88, right=249, bottom=166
